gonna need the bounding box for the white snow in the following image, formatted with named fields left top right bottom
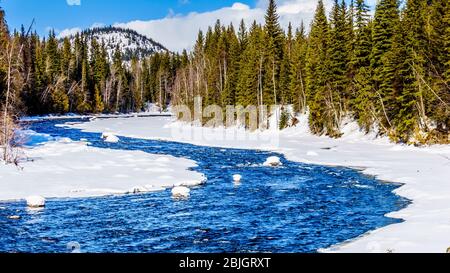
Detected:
left=26, top=196, right=46, bottom=208
left=233, top=174, right=242, bottom=182
left=0, top=138, right=205, bottom=201
left=66, top=115, right=450, bottom=253
left=171, top=186, right=191, bottom=198
left=263, top=156, right=282, bottom=167
left=102, top=132, right=120, bottom=143
left=306, top=151, right=319, bottom=157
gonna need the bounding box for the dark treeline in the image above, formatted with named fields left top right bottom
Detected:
left=171, top=0, right=450, bottom=144
left=1, top=0, right=450, bottom=145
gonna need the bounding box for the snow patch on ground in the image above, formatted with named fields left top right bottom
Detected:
left=0, top=139, right=205, bottom=201
left=67, top=115, right=450, bottom=253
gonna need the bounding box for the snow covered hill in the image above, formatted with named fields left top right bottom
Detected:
left=64, top=26, right=168, bottom=61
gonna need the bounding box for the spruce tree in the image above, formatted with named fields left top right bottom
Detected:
left=236, top=21, right=262, bottom=107
left=45, top=30, right=60, bottom=83
left=279, top=22, right=293, bottom=104
left=395, top=0, right=429, bottom=141
left=222, top=24, right=240, bottom=107
left=289, top=21, right=308, bottom=113
left=263, top=0, right=284, bottom=106
left=306, top=0, right=331, bottom=135
left=370, top=0, right=400, bottom=133
left=328, top=0, right=350, bottom=111
left=351, top=0, right=375, bottom=131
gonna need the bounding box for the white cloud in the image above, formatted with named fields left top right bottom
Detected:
left=67, top=0, right=81, bottom=6
left=56, top=23, right=105, bottom=39
left=114, top=2, right=266, bottom=52
left=60, top=1, right=337, bottom=52
left=57, top=27, right=82, bottom=39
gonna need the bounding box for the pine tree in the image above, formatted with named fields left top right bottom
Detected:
left=222, top=24, right=240, bottom=107
left=279, top=22, right=293, bottom=104
left=306, top=0, right=332, bottom=135
left=236, top=21, right=262, bottom=107
left=444, top=2, right=450, bottom=86
left=328, top=0, right=350, bottom=114
left=76, top=38, right=92, bottom=113
left=45, top=30, right=60, bottom=83
left=92, top=85, right=104, bottom=113
left=263, top=0, right=284, bottom=106
left=238, top=19, right=248, bottom=51
left=370, top=0, right=400, bottom=133
left=394, top=0, right=429, bottom=141
left=351, top=0, right=375, bottom=131
left=289, top=21, right=308, bottom=112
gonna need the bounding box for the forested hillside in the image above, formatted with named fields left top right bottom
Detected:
left=69, top=27, right=168, bottom=61
left=170, top=0, right=450, bottom=144
left=1, top=0, right=449, bottom=145
left=0, top=17, right=176, bottom=116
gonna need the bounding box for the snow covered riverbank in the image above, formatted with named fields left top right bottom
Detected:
left=67, top=115, right=450, bottom=253
left=0, top=138, right=205, bottom=201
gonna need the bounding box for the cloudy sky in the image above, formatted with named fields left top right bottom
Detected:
left=2, top=0, right=377, bottom=52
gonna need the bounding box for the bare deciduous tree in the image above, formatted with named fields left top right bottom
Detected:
left=1, top=37, right=24, bottom=165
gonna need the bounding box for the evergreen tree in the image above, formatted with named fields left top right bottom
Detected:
left=328, top=0, right=350, bottom=112
left=279, top=22, right=293, bottom=104
left=370, top=0, right=400, bottom=132
left=92, top=85, right=104, bottom=113
left=306, top=0, right=333, bottom=135
left=45, top=30, right=60, bottom=83
left=222, top=24, right=240, bottom=107
left=289, top=21, right=308, bottom=113
left=394, top=0, right=429, bottom=141
left=263, top=0, right=284, bottom=106
left=236, top=21, right=263, bottom=107
left=351, top=0, right=374, bottom=131
left=0, top=5, right=9, bottom=96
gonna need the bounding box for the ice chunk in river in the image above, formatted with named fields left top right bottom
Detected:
left=263, top=156, right=282, bottom=167
left=101, top=132, right=120, bottom=143
left=172, top=186, right=191, bottom=198
left=233, top=174, right=242, bottom=182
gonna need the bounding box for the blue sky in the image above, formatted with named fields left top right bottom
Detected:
left=1, top=0, right=255, bottom=35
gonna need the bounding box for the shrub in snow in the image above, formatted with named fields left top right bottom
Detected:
left=263, top=156, right=282, bottom=167
left=26, top=196, right=46, bottom=208
left=101, top=132, right=120, bottom=143
left=233, top=174, right=242, bottom=182
left=171, top=186, right=190, bottom=198
left=447, top=247, right=450, bottom=254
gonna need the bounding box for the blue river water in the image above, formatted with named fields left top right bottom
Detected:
left=0, top=118, right=409, bottom=253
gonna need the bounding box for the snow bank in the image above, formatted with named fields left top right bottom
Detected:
left=171, top=186, right=191, bottom=198
left=0, top=139, right=204, bottom=201
left=67, top=115, right=450, bottom=253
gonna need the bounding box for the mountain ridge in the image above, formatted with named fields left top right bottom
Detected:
left=62, top=26, right=169, bottom=61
